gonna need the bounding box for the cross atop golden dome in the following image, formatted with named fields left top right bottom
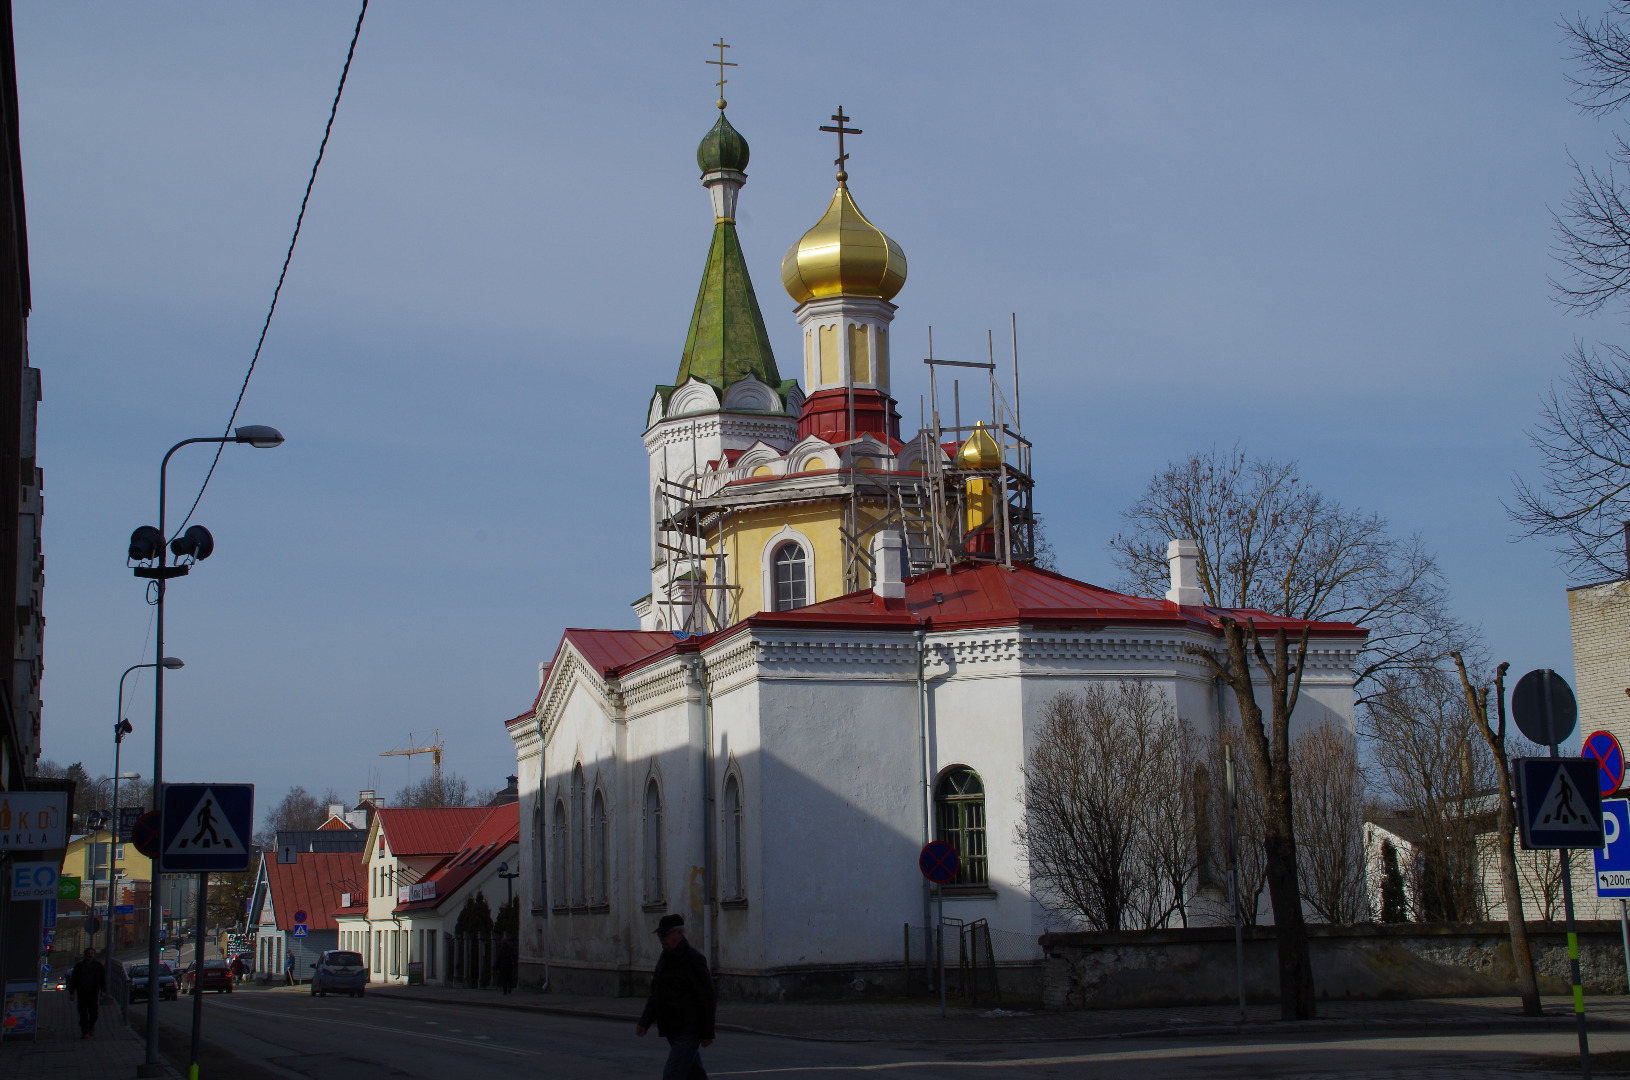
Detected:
left=780, top=107, right=907, bottom=305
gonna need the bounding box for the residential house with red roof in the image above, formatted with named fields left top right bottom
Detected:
left=249, top=850, right=359, bottom=983
left=332, top=803, right=518, bottom=986
left=504, top=108, right=1368, bottom=998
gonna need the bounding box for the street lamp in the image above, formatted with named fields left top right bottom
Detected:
left=112, top=659, right=178, bottom=959
left=128, top=427, right=281, bottom=1076
left=92, top=769, right=140, bottom=958
left=496, top=862, right=520, bottom=994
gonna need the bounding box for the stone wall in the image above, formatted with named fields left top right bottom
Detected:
left=1041, top=922, right=1630, bottom=1010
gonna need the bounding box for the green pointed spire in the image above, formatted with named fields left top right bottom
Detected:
left=674, top=220, right=781, bottom=393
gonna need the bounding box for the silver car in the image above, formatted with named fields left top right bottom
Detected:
left=309, top=950, right=368, bottom=998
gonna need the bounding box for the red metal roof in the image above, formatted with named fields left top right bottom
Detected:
left=375, top=807, right=497, bottom=858
left=557, top=629, right=684, bottom=678
left=395, top=802, right=519, bottom=913
left=522, top=563, right=1366, bottom=690
left=262, top=851, right=362, bottom=932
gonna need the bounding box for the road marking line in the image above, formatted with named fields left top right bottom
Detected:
left=208, top=1001, right=539, bottom=1057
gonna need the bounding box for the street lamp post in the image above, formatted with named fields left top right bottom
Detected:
left=93, top=770, right=141, bottom=957
left=496, top=862, right=519, bottom=993
left=129, top=425, right=282, bottom=1076
left=111, top=659, right=177, bottom=958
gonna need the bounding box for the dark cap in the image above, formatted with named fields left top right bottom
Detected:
left=654, top=913, right=685, bottom=936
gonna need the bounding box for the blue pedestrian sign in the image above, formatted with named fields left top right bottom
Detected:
left=1595, top=799, right=1630, bottom=898
left=292, top=924, right=308, bottom=938
left=161, top=784, right=254, bottom=872
left=1517, top=758, right=1605, bottom=850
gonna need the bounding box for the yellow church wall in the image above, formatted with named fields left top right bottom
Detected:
left=710, top=499, right=893, bottom=623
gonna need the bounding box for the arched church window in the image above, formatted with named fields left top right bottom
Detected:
left=534, top=802, right=547, bottom=916
left=722, top=774, right=744, bottom=900
left=591, top=788, right=609, bottom=907
left=571, top=765, right=586, bottom=906
left=935, top=766, right=988, bottom=887
left=551, top=797, right=567, bottom=911
left=773, top=542, right=807, bottom=611
left=644, top=779, right=664, bottom=905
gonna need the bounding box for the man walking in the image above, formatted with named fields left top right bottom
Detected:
left=284, top=949, right=295, bottom=986
left=66, top=946, right=106, bottom=1039
left=635, top=914, right=715, bottom=1080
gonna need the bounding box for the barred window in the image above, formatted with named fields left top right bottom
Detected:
left=773, top=543, right=807, bottom=610
left=591, top=789, right=609, bottom=907
left=722, top=774, right=744, bottom=900
left=935, top=766, right=988, bottom=887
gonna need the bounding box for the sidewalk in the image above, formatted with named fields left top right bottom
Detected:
left=365, top=983, right=1630, bottom=1044
left=0, top=988, right=173, bottom=1080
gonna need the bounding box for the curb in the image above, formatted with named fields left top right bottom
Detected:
left=363, top=987, right=1630, bottom=1045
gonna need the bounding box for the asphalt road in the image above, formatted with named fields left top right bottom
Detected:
left=128, top=986, right=1630, bottom=1079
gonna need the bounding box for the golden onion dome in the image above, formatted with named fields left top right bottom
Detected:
left=781, top=184, right=906, bottom=305
left=958, top=422, right=1001, bottom=469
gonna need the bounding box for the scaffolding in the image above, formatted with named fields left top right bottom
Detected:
left=653, top=320, right=1036, bottom=632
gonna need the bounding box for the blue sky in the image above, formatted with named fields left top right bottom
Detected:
left=13, top=2, right=1611, bottom=820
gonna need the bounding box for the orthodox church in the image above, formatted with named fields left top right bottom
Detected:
left=505, top=97, right=1366, bottom=999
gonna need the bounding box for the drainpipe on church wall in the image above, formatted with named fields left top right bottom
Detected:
left=915, top=629, right=932, bottom=988
left=685, top=655, right=719, bottom=973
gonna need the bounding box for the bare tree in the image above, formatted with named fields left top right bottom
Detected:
left=1291, top=721, right=1368, bottom=924
left=1514, top=847, right=1568, bottom=922
left=1508, top=342, right=1630, bottom=579
left=1111, top=448, right=1471, bottom=707
left=1193, top=617, right=1318, bottom=1020
left=1370, top=666, right=1492, bottom=922
left=394, top=773, right=472, bottom=808
left=1202, top=723, right=1268, bottom=924
left=1018, top=683, right=1194, bottom=931
left=1451, top=655, right=1543, bottom=1016
left=1551, top=3, right=1630, bottom=315
left=255, top=785, right=341, bottom=847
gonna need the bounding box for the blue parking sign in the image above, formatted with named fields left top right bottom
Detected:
left=1595, top=798, right=1630, bottom=898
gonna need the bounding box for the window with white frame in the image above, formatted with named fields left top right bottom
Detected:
left=772, top=542, right=807, bottom=610
left=934, top=765, right=989, bottom=888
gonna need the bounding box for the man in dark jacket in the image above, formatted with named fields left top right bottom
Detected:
left=635, top=914, right=715, bottom=1079
left=67, top=946, right=107, bottom=1038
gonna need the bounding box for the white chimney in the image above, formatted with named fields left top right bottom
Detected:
left=326, top=804, right=344, bottom=820
left=871, top=530, right=905, bottom=599
left=1165, top=538, right=1204, bottom=606
left=538, top=661, right=551, bottom=689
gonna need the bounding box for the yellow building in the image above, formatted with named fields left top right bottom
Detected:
left=62, top=828, right=152, bottom=907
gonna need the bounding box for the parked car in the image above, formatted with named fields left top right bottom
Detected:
left=127, top=962, right=178, bottom=1002
left=309, top=950, right=368, bottom=998
left=48, top=969, right=68, bottom=991
left=179, top=957, right=233, bottom=995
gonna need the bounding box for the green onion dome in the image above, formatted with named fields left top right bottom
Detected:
left=698, top=113, right=749, bottom=174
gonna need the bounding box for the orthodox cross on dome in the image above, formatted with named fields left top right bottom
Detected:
left=706, top=38, right=736, bottom=111
left=820, top=106, right=862, bottom=183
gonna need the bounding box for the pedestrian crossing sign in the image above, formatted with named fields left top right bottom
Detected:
left=291, top=924, right=308, bottom=938
left=1517, top=758, right=1604, bottom=850
left=160, top=783, right=255, bottom=872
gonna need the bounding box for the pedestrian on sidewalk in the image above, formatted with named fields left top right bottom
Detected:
left=496, top=934, right=516, bottom=996
left=66, top=946, right=106, bottom=1039
left=285, top=950, right=295, bottom=986
left=230, top=954, right=244, bottom=984
left=635, top=914, right=715, bottom=1080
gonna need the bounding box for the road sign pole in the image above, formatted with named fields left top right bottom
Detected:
left=936, top=882, right=945, bottom=1019
left=1544, top=675, right=1592, bottom=1080
left=189, top=871, right=206, bottom=1080
left=1620, top=900, right=1630, bottom=996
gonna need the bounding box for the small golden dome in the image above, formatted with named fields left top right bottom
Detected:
left=781, top=184, right=906, bottom=305
left=958, top=423, right=1001, bottom=469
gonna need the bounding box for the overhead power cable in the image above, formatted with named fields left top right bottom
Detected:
left=174, top=0, right=369, bottom=536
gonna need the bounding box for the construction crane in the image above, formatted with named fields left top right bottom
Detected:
left=380, top=730, right=444, bottom=789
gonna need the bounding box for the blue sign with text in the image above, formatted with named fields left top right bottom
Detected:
left=1595, top=798, right=1630, bottom=898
